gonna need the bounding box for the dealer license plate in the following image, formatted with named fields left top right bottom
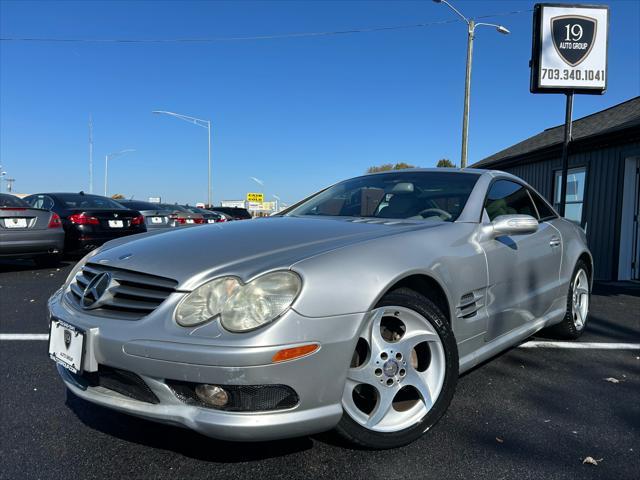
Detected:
left=108, top=220, right=124, bottom=228
left=49, top=319, right=85, bottom=373
left=5, top=218, right=27, bottom=228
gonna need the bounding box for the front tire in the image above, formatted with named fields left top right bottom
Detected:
left=547, top=260, right=591, bottom=340
left=335, top=288, right=458, bottom=449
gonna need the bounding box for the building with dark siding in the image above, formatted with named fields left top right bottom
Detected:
left=473, top=97, right=640, bottom=281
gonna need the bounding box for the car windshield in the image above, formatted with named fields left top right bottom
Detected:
left=58, top=194, right=126, bottom=210
left=286, top=171, right=480, bottom=221
left=0, top=194, right=30, bottom=208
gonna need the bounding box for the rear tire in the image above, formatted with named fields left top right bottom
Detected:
left=546, top=260, right=590, bottom=340
left=335, top=288, right=458, bottom=449
left=34, top=254, right=61, bottom=268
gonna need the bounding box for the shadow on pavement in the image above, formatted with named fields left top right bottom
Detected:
left=65, top=390, right=314, bottom=462
left=0, top=259, right=73, bottom=273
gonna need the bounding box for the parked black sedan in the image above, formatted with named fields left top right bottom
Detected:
left=23, top=192, right=146, bottom=253
left=0, top=193, right=65, bottom=266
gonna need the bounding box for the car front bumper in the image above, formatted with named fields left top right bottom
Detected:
left=48, top=289, right=364, bottom=441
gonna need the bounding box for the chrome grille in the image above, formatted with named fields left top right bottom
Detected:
left=66, top=263, right=178, bottom=319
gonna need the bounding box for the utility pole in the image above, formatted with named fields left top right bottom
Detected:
left=89, top=115, right=94, bottom=194
left=5, top=178, right=16, bottom=193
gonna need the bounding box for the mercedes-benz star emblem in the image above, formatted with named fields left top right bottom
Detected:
left=81, top=272, right=112, bottom=309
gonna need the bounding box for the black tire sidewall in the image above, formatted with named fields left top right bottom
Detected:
left=564, top=260, right=591, bottom=337
left=335, top=287, right=458, bottom=449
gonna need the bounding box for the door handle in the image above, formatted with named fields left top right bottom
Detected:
left=549, top=236, right=561, bottom=247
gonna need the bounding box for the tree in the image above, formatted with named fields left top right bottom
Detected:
left=111, top=193, right=125, bottom=199
left=436, top=158, right=456, bottom=168
left=366, top=162, right=415, bottom=174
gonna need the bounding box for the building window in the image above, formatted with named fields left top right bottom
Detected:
left=554, top=167, right=586, bottom=226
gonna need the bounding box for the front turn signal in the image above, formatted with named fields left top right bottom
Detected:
left=272, top=344, right=319, bottom=363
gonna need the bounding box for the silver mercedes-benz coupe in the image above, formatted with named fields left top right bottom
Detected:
left=47, top=169, right=592, bottom=449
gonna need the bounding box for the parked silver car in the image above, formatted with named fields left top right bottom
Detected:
left=115, top=200, right=177, bottom=229
left=0, top=193, right=64, bottom=266
left=47, top=169, right=592, bottom=448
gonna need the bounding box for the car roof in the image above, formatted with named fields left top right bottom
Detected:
left=28, top=192, right=112, bottom=198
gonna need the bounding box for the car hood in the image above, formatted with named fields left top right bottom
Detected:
left=91, top=216, right=444, bottom=290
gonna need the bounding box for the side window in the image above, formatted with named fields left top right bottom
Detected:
left=27, top=195, right=54, bottom=210
left=485, top=180, right=536, bottom=221
left=529, top=189, right=557, bottom=220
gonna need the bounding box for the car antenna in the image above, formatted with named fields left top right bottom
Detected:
left=79, top=190, right=85, bottom=195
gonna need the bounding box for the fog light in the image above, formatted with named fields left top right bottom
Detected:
left=195, top=384, right=229, bottom=407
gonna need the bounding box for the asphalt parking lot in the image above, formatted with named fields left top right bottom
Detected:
left=0, top=259, right=638, bottom=480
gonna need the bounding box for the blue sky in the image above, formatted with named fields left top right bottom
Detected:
left=1, top=0, right=638, bottom=205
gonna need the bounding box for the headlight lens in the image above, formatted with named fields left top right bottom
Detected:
left=221, top=271, right=301, bottom=332
left=175, top=277, right=241, bottom=327
left=175, top=271, right=301, bottom=331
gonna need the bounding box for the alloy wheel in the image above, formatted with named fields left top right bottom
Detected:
left=572, top=269, right=589, bottom=330
left=342, top=306, right=446, bottom=433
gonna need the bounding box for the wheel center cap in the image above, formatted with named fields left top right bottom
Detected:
left=383, top=359, right=399, bottom=377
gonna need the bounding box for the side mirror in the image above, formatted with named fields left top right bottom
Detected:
left=488, top=214, right=538, bottom=238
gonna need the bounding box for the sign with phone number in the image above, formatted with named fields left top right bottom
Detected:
left=530, top=4, right=609, bottom=94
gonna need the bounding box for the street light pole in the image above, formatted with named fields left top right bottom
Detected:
left=207, top=121, right=211, bottom=208
left=104, top=149, right=135, bottom=196
left=153, top=110, right=212, bottom=207
left=0, top=165, right=6, bottom=193
left=461, top=19, right=474, bottom=170
left=433, top=0, right=510, bottom=168
left=89, top=115, right=94, bottom=194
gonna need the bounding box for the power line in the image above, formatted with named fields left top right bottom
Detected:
left=0, top=10, right=531, bottom=44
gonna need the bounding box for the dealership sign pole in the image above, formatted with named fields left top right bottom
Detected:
left=530, top=3, right=609, bottom=217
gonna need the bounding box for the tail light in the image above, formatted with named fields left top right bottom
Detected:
left=170, top=215, right=185, bottom=225
left=216, top=217, right=227, bottom=223
left=194, top=218, right=205, bottom=224
left=69, top=213, right=99, bottom=225
left=47, top=212, right=62, bottom=228
left=131, top=215, right=145, bottom=225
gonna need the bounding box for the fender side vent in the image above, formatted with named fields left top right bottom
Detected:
left=456, top=291, right=485, bottom=319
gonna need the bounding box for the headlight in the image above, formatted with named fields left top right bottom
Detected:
left=175, top=277, right=241, bottom=327
left=175, top=271, right=302, bottom=331
left=63, top=248, right=101, bottom=288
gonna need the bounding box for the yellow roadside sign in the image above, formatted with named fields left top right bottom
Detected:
left=246, top=192, right=264, bottom=202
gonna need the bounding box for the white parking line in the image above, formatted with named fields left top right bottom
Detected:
left=0, top=334, right=638, bottom=350
left=0, top=334, right=49, bottom=340
left=519, top=341, right=640, bottom=350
